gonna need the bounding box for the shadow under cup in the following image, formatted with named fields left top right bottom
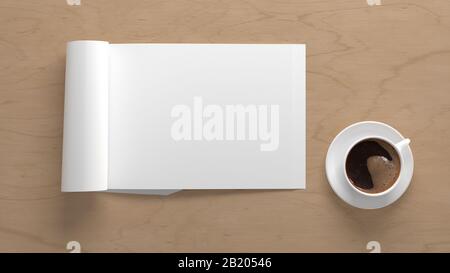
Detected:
left=345, top=138, right=401, bottom=195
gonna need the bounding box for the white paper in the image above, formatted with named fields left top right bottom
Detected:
left=62, top=41, right=109, bottom=192
left=62, top=41, right=306, bottom=193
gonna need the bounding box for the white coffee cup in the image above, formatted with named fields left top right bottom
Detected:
left=344, top=136, right=411, bottom=197
left=326, top=121, right=414, bottom=209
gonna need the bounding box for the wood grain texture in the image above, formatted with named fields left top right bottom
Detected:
left=1, top=0, right=450, bottom=252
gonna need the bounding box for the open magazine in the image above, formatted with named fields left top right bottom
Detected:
left=62, top=41, right=306, bottom=194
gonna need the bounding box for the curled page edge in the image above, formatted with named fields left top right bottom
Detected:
left=61, top=41, right=110, bottom=192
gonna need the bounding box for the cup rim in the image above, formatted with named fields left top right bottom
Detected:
left=343, top=136, right=405, bottom=197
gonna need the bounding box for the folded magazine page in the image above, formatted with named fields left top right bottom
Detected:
left=62, top=41, right=305, bottom=193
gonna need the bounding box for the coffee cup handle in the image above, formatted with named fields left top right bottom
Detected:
left=395, top=138, right=411, bottom=151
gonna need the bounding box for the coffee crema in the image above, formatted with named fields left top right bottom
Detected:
left=345, top=139, right=400, bottom=194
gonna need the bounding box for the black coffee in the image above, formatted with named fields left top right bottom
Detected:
left=345, top=139, right=400, bottom=194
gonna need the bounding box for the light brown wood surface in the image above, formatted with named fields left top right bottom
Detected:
left=1, top=0, right=450, bottom=252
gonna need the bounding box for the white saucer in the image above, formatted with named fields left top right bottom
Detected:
left=325, top=121, right=414, bottom=209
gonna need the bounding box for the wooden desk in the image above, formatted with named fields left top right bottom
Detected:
left=1, top=0, right=449, bottom=252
